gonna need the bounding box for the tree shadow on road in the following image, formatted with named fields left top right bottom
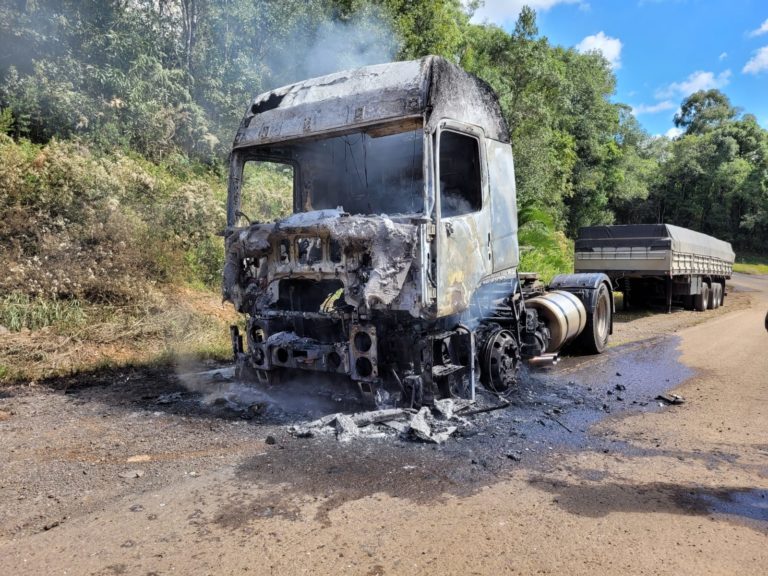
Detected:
left=528, top=475, right=768, bottom=530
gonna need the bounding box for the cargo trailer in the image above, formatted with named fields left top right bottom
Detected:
left=574, top=224, right=734, bottom=313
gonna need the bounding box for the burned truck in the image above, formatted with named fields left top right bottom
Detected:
left=223, top=56, right=614, bottom=406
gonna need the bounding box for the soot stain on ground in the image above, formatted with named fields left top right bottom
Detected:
left=227, top=438, right=487, bottom=527
left=219, top=336, right=701, bottom=528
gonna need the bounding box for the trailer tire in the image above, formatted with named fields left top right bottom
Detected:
left=577, top=283, right=611, bottom=354
left=694, top=284, right=709, bottom=312
left=712, top=284, right=721, bottom=309
left=718, top=282, right=725, bottom=307
left=707, top=282, right=718, bottom=310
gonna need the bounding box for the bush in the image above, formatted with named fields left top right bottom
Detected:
left=0, top=137, right=231, bottom=303
left=518, top=206, right=573, bottom=282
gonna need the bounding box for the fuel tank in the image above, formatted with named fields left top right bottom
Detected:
left=525, top=290, right=587, bottom=352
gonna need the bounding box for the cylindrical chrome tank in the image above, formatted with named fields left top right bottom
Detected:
left=526, top=290, right=587, bottom=353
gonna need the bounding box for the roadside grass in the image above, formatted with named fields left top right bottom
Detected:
left=0, top=292, right=87, bottom=332
left=0, top=136, right=269, bottom=385
left=0, top=287, right=240, bottom=384
left=733, top=253, right=768, bottom=275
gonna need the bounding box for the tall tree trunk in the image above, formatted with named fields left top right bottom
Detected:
left=181, top=0, right=197, bottom=74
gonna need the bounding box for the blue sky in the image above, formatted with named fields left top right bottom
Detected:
left=471, top=0, right=768, bottom=137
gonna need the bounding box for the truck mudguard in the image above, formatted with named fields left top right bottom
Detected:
left=549, top=273, right=614, bottom=317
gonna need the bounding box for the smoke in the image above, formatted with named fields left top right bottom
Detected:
left=175, top=360, right=363, bottom=420
left=265, top=7, right=401, bottom=89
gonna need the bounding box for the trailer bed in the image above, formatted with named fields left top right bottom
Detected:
left=574, top=224, right=734, bottom=278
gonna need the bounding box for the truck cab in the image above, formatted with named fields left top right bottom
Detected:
left=223, top=56, right=612, bottom=406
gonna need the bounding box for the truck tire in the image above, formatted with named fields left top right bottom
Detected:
left=707, top=282, right=718, bottom=310
left=712, top=284, right=721, bottom=309
left=718, top=282, right=725, bottom=306
left=694, top=283, right=709, bottom=312
left=577, top=283, right=611, bottom=354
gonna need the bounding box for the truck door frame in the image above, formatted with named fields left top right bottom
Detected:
left=433, top=119, right=492, bottom=317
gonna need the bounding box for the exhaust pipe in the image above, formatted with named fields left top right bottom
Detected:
left=527, top=353, right=559, bottom=367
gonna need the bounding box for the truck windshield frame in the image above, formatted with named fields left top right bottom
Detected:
left=228, top=121, right=427, bottom=225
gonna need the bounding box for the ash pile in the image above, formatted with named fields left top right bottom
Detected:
left=290, top=398, right=494, bottom=444
left=178, top=365, right=511, bottom=444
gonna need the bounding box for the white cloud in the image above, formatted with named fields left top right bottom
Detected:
left=719, top=52, right=728, bottom=61
left=664, top=127, right=683, bottom=139
left=743, top=46, right=768, bottom=74
left=470, top=0, right=586, bottom=24
left=656, top=70, right=732, bottom=98
left=748, top=18, right=768, bottom=37
left=575, top=31, right=623, bottom=69
left=632, top=100, right=676, bottom=115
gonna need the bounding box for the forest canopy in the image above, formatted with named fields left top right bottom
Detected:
left=1, top=0, right=766, bottom=268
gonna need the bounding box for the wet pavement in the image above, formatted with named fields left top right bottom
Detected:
left=42, top=325, right=768, bottom=535
left=200, top=334, right=721, bottom=527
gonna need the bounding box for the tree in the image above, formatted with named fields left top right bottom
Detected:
left=673, top=89, right=737, bottom=135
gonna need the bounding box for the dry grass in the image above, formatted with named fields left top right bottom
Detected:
left=0, top=287, right=240, bottom=384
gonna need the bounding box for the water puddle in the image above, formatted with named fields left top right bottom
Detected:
left=689, top=488, right=768, bottom=526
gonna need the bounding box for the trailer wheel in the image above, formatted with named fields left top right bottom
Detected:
left=711, top=284, right=721, bottom=309
left=578, top=283, right=611, bottom=354
left=707, top=282, right=718, bottom=310
left=694, top=284, right=709, bottom=312
left=718, top=283, right=725, bottom=307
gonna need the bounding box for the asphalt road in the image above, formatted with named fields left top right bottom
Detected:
left=0, top=273, right=766, bottom=575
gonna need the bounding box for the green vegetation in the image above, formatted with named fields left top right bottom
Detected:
left=0, top=292, right=86, bottom=332
left=517, top=207, right=573, bottom=282
left=733, top=254, right=768, bottom=275
left=0, top=1, right=766, bottom=380
left=0, top=135, right=227, bottom=302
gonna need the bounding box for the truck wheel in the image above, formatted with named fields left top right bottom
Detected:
left=707, top=283, right=717, bottom=310
left=712, top=284, right=721, bottom=309
left=480, top=328, right=520, bottom=397
left=578, top=283, right=611, bottom=354
left=718, top=283, right=726, bottom=307
left=694, top=284, right=709, bottom=312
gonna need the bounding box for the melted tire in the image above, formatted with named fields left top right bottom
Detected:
left=577, top=283, right=611, bottom=354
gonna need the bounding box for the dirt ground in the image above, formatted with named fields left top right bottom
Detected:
left=1, top=274, right=766, bottom=575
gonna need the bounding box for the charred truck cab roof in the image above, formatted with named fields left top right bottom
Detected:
left=224, top=56, right=608, bottom=406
